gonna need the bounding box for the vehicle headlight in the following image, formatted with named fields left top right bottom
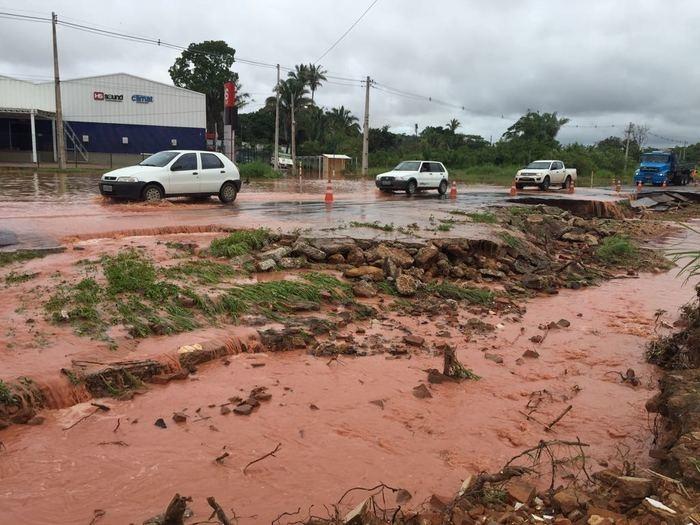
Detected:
left=635, top=170, right=639, bottom=176
left=117, top=176, right=138, bottom=182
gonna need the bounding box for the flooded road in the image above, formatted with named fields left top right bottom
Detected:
left=0, top=262, right=697, bottom=524
left=0, top=169, right=626, bottom=250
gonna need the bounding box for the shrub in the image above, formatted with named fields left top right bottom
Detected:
left=239, top=162, right=280, bottom=179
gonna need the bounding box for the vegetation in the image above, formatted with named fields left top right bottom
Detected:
left=209, top=229, right=271, bottom=258
left=5, top=271, right=38, bottom=285
left=349, top=221, right=395, bottom=232
left=463, top=211, right=498, bottom=223
left=425, top=282, right=494, bottom=305
left=596, top=235, right=638, bottom=265
left=239, top=161, right=280, bottom=179
left=0, top=250, right=47, bottom=268
left=0, top=380, right=16, bottom=405
left=163, top=260, right=238, bottom=284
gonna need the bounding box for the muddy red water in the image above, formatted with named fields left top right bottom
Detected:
left=0, top=263, right=696, bottom=524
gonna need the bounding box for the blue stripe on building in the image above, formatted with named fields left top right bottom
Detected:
left=66, top=121, right=205, bottom=154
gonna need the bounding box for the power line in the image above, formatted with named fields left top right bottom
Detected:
left=314, top=0, right=380, bottom=63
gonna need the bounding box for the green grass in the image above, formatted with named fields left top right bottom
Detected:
left=102, top=250, right=158, bottom=294
left=437, top=219, right=455, bottom=232
left=239, top=161, right=281, bottom=179
left=596, top=235, right=638, bottom=265
left=0, top=250, right=47, bottom=268
left=162, top=260, right=238, bottom=284
left=425, top=282, right=494, bottom=305
left=0, top=379, right=16, bottom=405
left=46, top=277, right=104, bottom=336
left=209, top=229, right=271, bottom=258
left=5, top=271, right=38, bottom=285
left=499, top=231, right=522, bottom=249
left=461, top=211, right=498, bottom=224
left=349, top=221, right=395, bottom=232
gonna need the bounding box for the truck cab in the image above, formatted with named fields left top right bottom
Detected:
left=634, top=151, right=692, bottom=186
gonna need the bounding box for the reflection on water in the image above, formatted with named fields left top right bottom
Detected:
left=0, top=171, right=103, bottom=203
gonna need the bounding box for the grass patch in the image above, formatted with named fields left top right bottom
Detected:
left=437, top=220, right=455, bottom=232
left=596, top=235, right=638, bottom=265
left=239, top=161, right=281, bottom=179
left=210, top=229, right=270, bottom=258
left=464, top=211, right=498, bottom=224
left=377, top=281, right=398, bottom=295
left=349, top=221, right=395, bottom=232
left=5, top=271, right=38, bottom=285
left=0, top=250, right=47, bottom=268
left=46, top=277, right=105, bottom=336
left=499, top=231, right=522, bottom=249
left=0, top=380, right=16, bottom=405
left=425, top=282, right=494, bottom=305
left=163, top=260, right=238, bottom=284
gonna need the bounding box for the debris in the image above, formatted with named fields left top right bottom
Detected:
left=412, top=384, right=432, bottom=399
left=557, top=318, right=571, bottom=328
left=220, top=406, right=231, bottom=415
left=352, top=280, right=377, bottom=298
left=395, top=274, right=418, bottom=296
left=206, top=496, right=233, bottom=525
left=233, top=404, right=253, bottom=415
left=484, top=353, right=504, bottom=364
left=154, top=418, right=167, bottom=429
left=523, top=349, right=540, bottom=358
left=546, top=405, right=573, bottom=431
left=395, top=488, right=412, bottom=504
left=506, top=479, right=536, bottom=504
left=403, top=334, right=425, bottom=346
left=215, top=451, right=229, bottom=464
left=369, top=399, right=384, bottom=409
left=309, top=403, right=319, bottom=410
left=172, top=412, right=187, bottom=423
left=243, top=442, right=282, bottom=474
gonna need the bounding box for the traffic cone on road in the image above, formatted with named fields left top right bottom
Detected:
left=324, top=178, right=334, bottom=203
left=449, top=181, right=457, bottom=199
left=615, top=179, right=622, bottom=194
left=568, top=179, right=575, bottom=194
left=662, top=179, right=668, bottom=188
left=636, top=180, right=642, bottom=194
left=509, top=179, right=518, bottom=196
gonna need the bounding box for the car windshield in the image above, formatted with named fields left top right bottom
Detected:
left=139, top=151, right=180, bottom=167
left=641, top=154, right=670, bottom=164
left=526, top=161, right=552, bottom=169
left=393, top=161, right=421, bottom=171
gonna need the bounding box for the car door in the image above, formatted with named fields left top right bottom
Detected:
left=431, top=162, right=445, bottom=187
left=199, top=152, right=227, bottom=194
left=553, top=161, right=564, bottom=184
left=169, top=153, right=199, bottom=195
left=418, top=162, right=432, bottom=187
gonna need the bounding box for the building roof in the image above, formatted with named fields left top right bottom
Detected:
left=322, top=154, right=352, bottom=159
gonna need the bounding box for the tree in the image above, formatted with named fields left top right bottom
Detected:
left=169, top=40, right=249, bottom=132
left=446, top=118, right=461, bottom=132
left=500, top=111, right=569, bottom=162
left=631, top=123, right=650, bottom=151
left=271, top=77, right=311, bottom=172
left=327, top=106, right=360, bottom=134
left=306, top=64, right=327, bottom=102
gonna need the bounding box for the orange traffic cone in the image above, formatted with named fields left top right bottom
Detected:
left=568, top=179, right=575, bottom=194
left=615, top=179, right=621, bottom=194
left=509, top=179, right=518, bottom=196
left=636, top=180, right=642, bottom=194
left=449, top=181, right=457, bottom=199
left=662, top=178, right=668, bottom=188
left=324, top=178, right=334, bottom=203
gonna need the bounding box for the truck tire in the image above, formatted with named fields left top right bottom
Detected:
left=539, top=176, right=550, bottom=191
left=515, top=183, right=525, bottom=190
left=561, top=176, right=572, bottom=190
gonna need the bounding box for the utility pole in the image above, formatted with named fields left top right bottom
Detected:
left=291, top=97, right=296, bottom=176
left=274, top=64, right=280, bottom=171
left=52, top=12, right=66, bottom=169
left=361, top=76, right=370, bottom=176
left=623, top=122, right=633, bottom=179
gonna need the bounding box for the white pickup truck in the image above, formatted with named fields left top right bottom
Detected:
left=515, top=160, right=577, bottom=191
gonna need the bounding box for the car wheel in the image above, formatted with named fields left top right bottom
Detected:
left=539, top=176, right=551, bottom=191
left=219, top=181, right=238, bottom=203
left=562, top=176, right=572, bottom=190
left=515, top=183, right=525, bottom=190
left=142, top=184, right=164, bottom=202
left=406, top=180, right=418, bottom=195
left=437, top=179, right=448, bottom=195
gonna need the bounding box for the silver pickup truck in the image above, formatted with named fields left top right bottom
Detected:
left=515, top=160, right=577, bottom=191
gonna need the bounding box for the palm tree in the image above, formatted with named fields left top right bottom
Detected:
left=290, top=64, right=310, bottom=84
left=275, top=77, right=311, bottom=173
left=327, top=106, right=360, bottom=134
left=447, top=118, right=461, bottom=132
left=306, top=64, right=327, bottom=102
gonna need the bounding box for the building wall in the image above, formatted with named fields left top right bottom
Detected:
left=0, top=76, right=54, bottom=112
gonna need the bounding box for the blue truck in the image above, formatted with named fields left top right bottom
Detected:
left=634, top=151, right=694, bottom=186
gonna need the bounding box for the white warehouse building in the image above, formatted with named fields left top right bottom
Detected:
left=0, top=73, right=206, bottom=164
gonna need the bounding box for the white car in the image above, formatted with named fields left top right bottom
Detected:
left=515, top=160, right=577, bottom=191
left=98, top=150, right=241, bottom=203
left=375, top=160, right=449, bottom=195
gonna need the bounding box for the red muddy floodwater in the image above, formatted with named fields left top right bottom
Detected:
left=0, top=264, right=696, bottom=524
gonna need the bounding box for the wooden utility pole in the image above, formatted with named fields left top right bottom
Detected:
left=52, top=12, right=66, bottom=169
left=274, top=64, right=280, bottom=170
left=291, top=97, right=296, bottom=176
left=361, top=76, right=370, bottom=176
left=623, top=122, right=633, bottom=179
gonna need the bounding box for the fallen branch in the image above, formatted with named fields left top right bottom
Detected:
left=517, top=410, right=552, bottom=431
left=62, top=407, right=99, bottom=431
left=271, top=507, right=301, bottom=525
left=162, top=493, right=191, bottom=525
left=546, top=404, right=573, bottom=431
left=97, top=440, right=129, bottom=447
left=113, top=418, right=120, bottom=433
left=206, top=496, right=232, bottom=525
left=336, top=482, right=399, bottom=506
left=243, top=442, right=281, bottom=474
left=215, top=452, right=229, bottom=464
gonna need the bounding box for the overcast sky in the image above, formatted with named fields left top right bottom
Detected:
left=1, top=0, right=699, bottom=146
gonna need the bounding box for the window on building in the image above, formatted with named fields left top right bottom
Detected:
left=201, top=153, right=224, bottom=170
left=171, top=153, right=197, bottom=171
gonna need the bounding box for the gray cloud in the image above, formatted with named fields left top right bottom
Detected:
left=1, top=0, right=698, bottom=146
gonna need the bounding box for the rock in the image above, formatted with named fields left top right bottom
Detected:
left=484, top=353, right=504, bottom=364
left=327, top=253, right=345, bottom=264
left=522, top=274, right=548, bottom=290
left=557, top=318, right=571, bottom=328
left=562, top=232, right=598, bottom=245
left=396, top=488, right=412, bottom=504
left=154, top=418, right=167, bottom=429
left=278, top=256, right=305, bottom=269
left=259, top=246, right=291, bottom=261
left=586, top=506, right=625, bottom=524
left=172, top=412, right=188, bottom=423
left=309, top=238, right=357, bottom=256
left=352, top=281, right=377, bottom=298
left=177, top=294, right=197, bottom=308
left=382, top=257, right=401, bottom=279
left=529, top=335, right=544, bottom=343
left=343, top=498, right=372, bottom=525
left=344, top=266, right=384, bottom=281
left=412, top=384, right=432, bottom=399
left=553, top=488, right=588, bottom=514
left=395, top=274, right=418, bottom=296
left=233, top=403, right=253, bottom=415
left=346, top=247, right=366, bottom=266
left=428, top=494, right=452, bottom=511
left=506, top=479, right=536, bottom=504
left=256, top=258, right=276, bottom=272
left=0, top=419, right=9, bottom=430
left=613, top=476, right=652, bottom=500
left=641, top=497, right=678, bottom=522
left=366, top=244, right=413, bottom=268
left=26, top=415, right=45, bottom=426
left=404, top=334, right=425, bottom=346
left=220, top=406, right=231, bottom=415
left=427, top=369, right=447, bottom=383
left=479, top=268, right=506, bottom=279
left=522, top=349, right=540, bottom=358
left=415, top=245, right=440, bottom=268
left=458, top=475, right=475, bottom=496
left=292, top=241, right=326, bottom=262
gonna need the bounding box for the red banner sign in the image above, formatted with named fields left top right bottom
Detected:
left=224, top=82, right=236, bottom=108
